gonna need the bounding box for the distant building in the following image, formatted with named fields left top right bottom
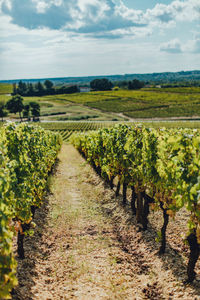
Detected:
left=80, top=87, right=91, bottom=92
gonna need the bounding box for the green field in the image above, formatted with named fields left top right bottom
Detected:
left=29, top=88, right=200, bottom=119
left=145, top=87, right=200, bottom=94
left=1, top=83, right=200, bottom=120
left=0, top=83, right=13, bottom=94
left=71, top=89, right=200, bottom=118
left=0, top=92, right=127, bottom=122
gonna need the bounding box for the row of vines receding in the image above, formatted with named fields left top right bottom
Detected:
left=71, top=124, right=200, bottom=283
left=0, top=123, right=62, bottom=299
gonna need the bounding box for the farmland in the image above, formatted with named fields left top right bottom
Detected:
left=74, top=88, right=200, bottom=119
left=1, top=83, right=200, bottom=122
left=1, top=82, right=200, bottom=143
left=0, top=83, right=13, bottom=94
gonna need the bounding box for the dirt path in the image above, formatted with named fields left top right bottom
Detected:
left=12, top=144, right=200, bottom=300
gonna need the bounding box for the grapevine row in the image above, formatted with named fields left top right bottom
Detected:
left=49, top=122, right=123, bottom=142
left=0, top=123, right=62, bottom=299
left=71, top=124, right=200, bottom=283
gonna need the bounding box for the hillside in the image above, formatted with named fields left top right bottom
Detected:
left=1, top=83, right=200, bottom=121
left=1, top=70, right=200, bottom=86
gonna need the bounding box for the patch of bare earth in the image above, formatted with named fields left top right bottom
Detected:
left=12, top=144, right=200, bottom=300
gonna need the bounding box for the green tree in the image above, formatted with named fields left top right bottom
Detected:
left=90, top=78, right=113, bottom=91
left=17, top=81, right=27, bottom=95
left=128, top=79, right=145, bottom=90
left=57, top=85, right=79, bottom=94
left=35, top=82, right=45, bottom=96
left=44, top=80, right=54, bottom=95
left=117, top=80, right=128, bottom=88
left=27, top=83, right=34, bottom=96
left=0, top=103, right=8, bottom=122
left=30, top=102, right=40, bottom=121
left=6, top=95, right=24, bottom=121
left=23, top=104, right=30, bottom=120
left=44, top=80, right=54, bottom=90
left=12, top=83, right=17, bottom=95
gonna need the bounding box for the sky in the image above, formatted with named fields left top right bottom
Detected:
left=0, top=0, right=199, bottom=80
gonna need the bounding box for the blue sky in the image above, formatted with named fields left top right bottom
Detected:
left=120, top=0, right=173, bottom=10
left=0, top=0, right=199, bottom=80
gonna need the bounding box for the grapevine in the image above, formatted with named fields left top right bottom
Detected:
left=71, top=124, right=200, bottom=283
left=0, top=123, right=62, bottom=299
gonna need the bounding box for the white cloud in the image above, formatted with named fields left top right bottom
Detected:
left=160, top=38, right=182, bottom=53
left=183, top=34, right=200, bottom=53
left=145, top=3, right=174, bottom=24
left=0, top=0, right=200, bottom=80
left=144, top=0, right=200, bottom=27
left=0, top=0, right=11, bottom=10
left=0, top=0, right=199, bottom=38
left=33, top=1, right=50, bottom=14
left=193, top=34, right=200, bottom=53
left=159, top=33, right=200, bottom=54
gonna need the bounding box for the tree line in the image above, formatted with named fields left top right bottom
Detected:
left=0, top=78, right=145, bottom=121
left=0, top=95, right=40, bottom=122
left=90, top=78, right=145, bottom=91
left=13, top=80, right=80, bottom=96
left=12, top=78, right=145, bottom=96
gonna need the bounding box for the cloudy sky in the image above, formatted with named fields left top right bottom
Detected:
left=0, top=0, right=199, bottom=80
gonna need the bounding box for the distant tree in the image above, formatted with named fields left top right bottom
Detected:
left=35, top=82, right=45, bottom=96
left=27, top=83, right=34, bottom=96
left=23, top=104, right=30, bottom=120
left=12, top=83, right=17, bottom=95
left=0, top=103, right=8, bottom=122
left=6, top=95, right=24, bottom=121
left=13, top=80, right=81, bottom=97
left=90, top=78, right=113, bottom=91
left=117, top=80, right=128, bottom=88
left=44, top=80, right=54, bottom=90
left=30, top=102, right=40, bottom=121
left=128, top=79, right=145, bottom=90
left=17, top=80, right=27, bottom=95
left=56, top=85, right=80, bottom=94
left=17, top=81, right=23, bottom=93
left=44, top=80, right=55, bottom=95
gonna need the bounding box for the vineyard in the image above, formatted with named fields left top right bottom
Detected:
left=61, top=88, right=200, bottom=119
left=71, top=124, right=200, bottom=283
left=2, top=121, right=200, bottom=298
left=38, top=121, right=124, bottom=142
left=38, top=121, right=200, bottom=142
left=0, top=123, right=62, bottom=299
left=1, top=83, right=200, bottom=121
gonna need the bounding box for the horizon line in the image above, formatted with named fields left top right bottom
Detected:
left=0, top=69, right=200, bottom=82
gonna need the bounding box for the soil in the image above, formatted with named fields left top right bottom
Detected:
left=12, top=144, right=200, bottom=300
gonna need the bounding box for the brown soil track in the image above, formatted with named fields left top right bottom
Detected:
left=12, top=144, right=200, bottom=299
